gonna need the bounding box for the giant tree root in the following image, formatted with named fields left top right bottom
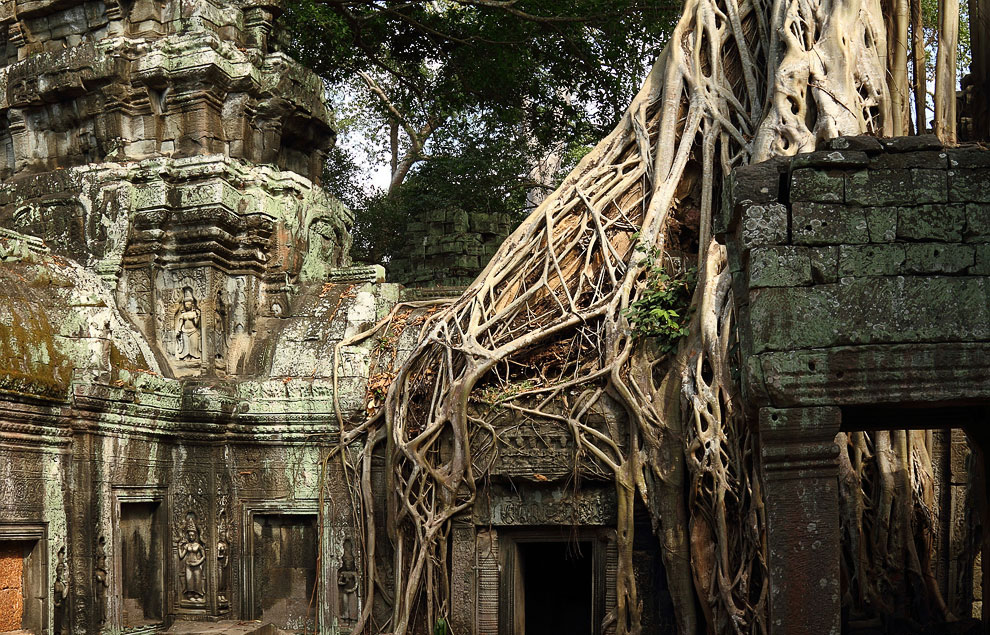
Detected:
left=320, top=0, right=967, bottom=630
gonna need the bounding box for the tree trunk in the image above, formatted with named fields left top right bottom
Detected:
left=934, top=0, right=959, bottom=143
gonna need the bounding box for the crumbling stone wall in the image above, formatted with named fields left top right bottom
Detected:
left=719, top=134, right=990, bottom=633
left=387, top=209, right=517, bottom=287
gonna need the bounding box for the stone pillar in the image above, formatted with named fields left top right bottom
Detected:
left=759, top=407, right=841, bottom=635
left=449, top=520, right=476, bottom=635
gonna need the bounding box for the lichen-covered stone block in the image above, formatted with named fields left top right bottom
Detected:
left=949, top=168, right=990, bottom=203
left=748, top=285, right=842, bottom=352
left=749, top=246, right=813, bottom=288
left=791, top=202, right=869, bottom=245
left=790, top=168, right=844, bottom=203
left=837, top=244, right=906, bottom=276
left=904, top=243, right=975, bottom=274
left=965, top=203, right=990, bottom=241
left=971, top=244, right=990, bottom=275
left=738, top=202, right=789, bottom=249
left=846, top=168, right=948, bottom=206
left=896, top=204, right=966, bottom=241
left=864, top=207, right=898, bottom=242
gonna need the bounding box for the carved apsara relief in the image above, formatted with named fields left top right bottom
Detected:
left=178, top=512, right=207, bottom=605
left=173, top=287, right=202, bottom=361
left=94, top=536, right=109, bottom=625
left=337, top=538, right=359, bottom=625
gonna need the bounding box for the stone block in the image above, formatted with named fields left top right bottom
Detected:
left=837, top=244, right=905, bottom=276
left=971, top=244, right=990, bottom=275
left=791, top=150, right=870, bottom=169
left=749, top=246, right=813, bottom=288
left=965, top=203, right=990, bottom=241
left=846, top=169, right=947, bottom=206
left=947, top=147, right=990, bottom=168
left=822, top=135, right=884, bottom=154
left=836, top=276, right=990, bottom=345
left=865, top=207, right=898, bottom=242
left=949, top=168, right=990, bottom=203
left=896, top=204, right=966, bottom=241
left=737, top=202, right=789, bottom=249
left=879, top=134, right=943, bottom=152
left=749, top=285, right=842, bottom=352
left=904, top=243, right=975, bottom=274
left=868, top=150, right=949, bottom=170
left=790, top=168, right=843, bottom=203
left=791, top=202, right=869, bottom=245
left=749, top=277, right=990, bottom=352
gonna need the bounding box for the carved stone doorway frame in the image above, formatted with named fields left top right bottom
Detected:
left=0, top=522, right=49, bottom=635
left=110, top=485, right=169, bottom=633
left=497, top=527, right=608, bottom=635
left=239, top=498, right=328, bottom=628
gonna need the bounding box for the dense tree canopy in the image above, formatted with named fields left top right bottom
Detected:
left=282, top=0, right=680, bottom=263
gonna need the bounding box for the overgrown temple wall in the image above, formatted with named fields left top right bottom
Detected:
left=719, top=134, right=990, bottom=633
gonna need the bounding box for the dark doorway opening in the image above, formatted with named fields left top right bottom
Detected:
left=519, top=541, right=593, bottom=635
left=251, top=514, right=318, bottom=631
left=119, top=501, right=164, bottom=628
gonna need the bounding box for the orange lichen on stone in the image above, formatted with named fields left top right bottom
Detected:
left=0, top=542, right=24, bottom=631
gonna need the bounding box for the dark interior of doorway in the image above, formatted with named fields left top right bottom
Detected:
left=519, top=540, right=593, bottom=635
left=120, top=501, right=164, bottom=627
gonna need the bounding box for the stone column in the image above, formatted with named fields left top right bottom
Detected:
left=759, top=407, right=841, bottom=635
left=449, top=519, right=476, bottom=635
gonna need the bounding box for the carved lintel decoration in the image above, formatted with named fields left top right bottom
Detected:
left=474, top=485, right=617, bottom=526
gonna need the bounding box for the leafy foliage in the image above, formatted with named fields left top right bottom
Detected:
left=625, top=259, right=697, bottom=352
left=282, top=0, right=679, bottom=264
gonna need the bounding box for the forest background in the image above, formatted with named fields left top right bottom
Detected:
left=282, top=0, right=972, bottom=272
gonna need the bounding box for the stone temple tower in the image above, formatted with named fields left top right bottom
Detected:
left=0, top=0, right=396, bottom=632
left=0, top=0, right=353, bottom=379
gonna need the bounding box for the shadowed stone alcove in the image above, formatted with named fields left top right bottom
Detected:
left=243, top=503, right=321, bottom=632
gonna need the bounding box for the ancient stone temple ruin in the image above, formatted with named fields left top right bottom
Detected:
left=0, top=1, right=987, bottom=635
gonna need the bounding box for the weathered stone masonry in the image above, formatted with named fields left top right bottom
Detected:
left=0, top=0, right=986, bottom=631
left=719, top=135, right=990, bottom=634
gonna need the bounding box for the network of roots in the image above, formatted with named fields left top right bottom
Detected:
left=320, top=0, right=952, bottom=630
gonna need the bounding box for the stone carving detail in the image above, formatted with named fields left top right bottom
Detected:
left=178, top=512, right=207, bottom=605
left=337, top=538, right=359, bottom=624
left=215, top=290, right=228, bottom=362
left=94, top=536, right=109, bottom=625
left=474, top=486, right=617, bottom=526
left=216, top=491, right=231, bottom=608
left=54, top=546, right=68, bottom=635
left=174, top=287, right=202, bottom=361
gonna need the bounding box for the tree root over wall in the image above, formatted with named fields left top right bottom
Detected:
left=324, top=0, right=965, bottom=630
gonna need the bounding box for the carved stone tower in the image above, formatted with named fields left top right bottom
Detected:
left=0, top=0, right=351, bottom=378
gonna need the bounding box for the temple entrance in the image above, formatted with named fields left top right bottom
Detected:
left=250, top=514, right=318, bottom=631
left=119, top=501, right=164, bottom=628
left=498, top=529, right=607, bottom=635
left=519, top=541, right=593, bottom=634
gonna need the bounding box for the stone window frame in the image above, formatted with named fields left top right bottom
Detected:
left=110, top=485, right=168, bottom=632
left=0, top=521, right=49, bottom=635
left=239, top=498, right=329, bottom=627
left=496, top=527, right=609, bottom=635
